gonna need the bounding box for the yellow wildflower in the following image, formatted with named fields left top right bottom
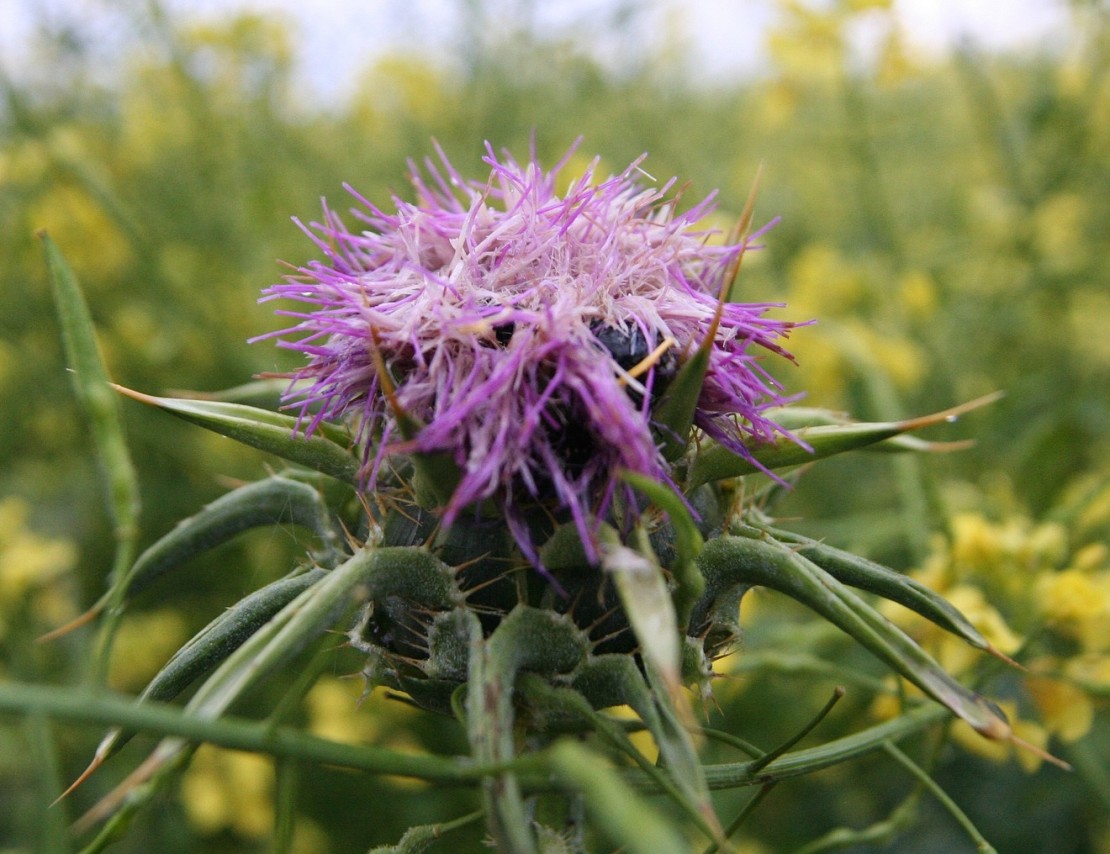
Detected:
left=1065, top=654, right=1110, bottom=692
left=306, top=676, right=379, bottom=744
left=0, top=497, right=79, bottom=640
left=1032, top=192, right=1089, bottom=274
left=181, top=747, right=273, bottom=839
left=1072, top=542, right=1109, bottom=573
left=305, top=678, right=428, bottom=790
left=896, top=270, right=938, bottom=319
left=949, top=513, right=1004, bottom=575
left=1026, top=675, right=1095, bottom=743
left=1037, top=569, right=1104, bottom=624
left=1035, top=569, right=1110, bottom=652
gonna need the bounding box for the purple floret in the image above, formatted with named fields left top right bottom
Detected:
left=255, top=140, right=804, bottom=567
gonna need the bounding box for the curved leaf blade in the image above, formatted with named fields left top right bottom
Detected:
left=688, top=393, right=1003, bottom=488
left=85, top=569, right=326, bottom=771
left=112, top=386, right=359, bottom=483
left=620, top=471, right=705, bottom=629
left=736, top=522, right=996, bottom=655
left=119, top=475, right=344, bottom=601
left=548, top=740, right=690, bottom=854
left=696, top=535, right=1011, bottom=739
left=42, top=233, right=140, bottom=545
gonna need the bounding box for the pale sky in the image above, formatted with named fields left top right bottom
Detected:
left=0, top=0, right=1073, bottom=106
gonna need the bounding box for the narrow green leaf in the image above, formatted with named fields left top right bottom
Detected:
left=653, top=344, right=711, bottom=462
left=736, top=522, right=993, bottom=654
left=185, top=547, right=456, bottom=720
left=652, top=169, right=765, bottom=465
left=621, top=471, right=705, bottom=630
left=77, top=546, right=457, bottom=825
left=688, top=394, right=1003, bottom=488
left=112, top=386, right=359, bottom=483
left=601, top=532, right=682, bottom=690
left=40, top=233, right=140, bottom=546
left=763, top=407, right=975, bottom=454
left=467, top=607, right=586, bottom=853
left=119, top=476, right=344, bottom=601
left=88, top=569, right=326, bottom=768
left=151, top=569, right=326, bottom=702
left=172, top=378, right=294, bottom=404
left=696, top=536, right=1011, bottom=740
left=548, top=739, right=690, bottom=854
left=42, top=232, right=142, bottom=686
left=600, top=529, right=719, bottom=838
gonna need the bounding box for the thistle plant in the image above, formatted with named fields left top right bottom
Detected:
left=31, top=142, right=1049, bottom=852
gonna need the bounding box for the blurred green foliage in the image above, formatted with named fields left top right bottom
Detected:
left=2, top=0, right=1109, bottom=851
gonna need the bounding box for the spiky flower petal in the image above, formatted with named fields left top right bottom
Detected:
left=256, top=141, right=803, bottom=566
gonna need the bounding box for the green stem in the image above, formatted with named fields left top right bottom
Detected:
left=0, top=680, right=511, bottom=786
left=26, top=713, right=70, bottom=854
left=0, top=681, right=952, bottom=794
left=793, top=791, right=920, bottom=854
left=882, top=741, right=997, bottom=853
left=749, top=687, right=844, bottom=773
left=699, top=703, right=949, bottom=790
left=273, top=757, right=298, bottom=854
left=703, top=782, right=776, bottom=854
left=466, top=607, right=584, bottom=853
left=467, top=620, right=537, bottom=853
left=697, top=727, right=765, bottom=760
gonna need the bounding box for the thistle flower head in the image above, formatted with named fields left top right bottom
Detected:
left=258, top=141, right=803, bottom=568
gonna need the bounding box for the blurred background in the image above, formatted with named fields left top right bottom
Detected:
left=2, top=0, right=1108, bottom=851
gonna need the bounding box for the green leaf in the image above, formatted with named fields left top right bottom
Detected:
left=42, top=232, right=142, bottom=685
left=736, top=522, right=998, bottom=656
left=599, top=528, right=720, bottom=839
left=652, top=342, right=711, bottom=462
left=76, top=546, right=458, bottom=825
left=601, top=530, right=682, bottom=692
left=696, top=535, right=1011, bottom=740
left=184, top=547, right=455, bottom=718
left=620, top=471, right=705, bottom=630
left=40, top=234, right=140, bottom=546
left=467, top=607, right=587, bottom=853
left=112, top=386, right=359, bottom=483
left=652, top=168, right=765, bottom=464
left=548, top=740, right=690, bottom=854
left=688, top=394, right=1003, bottom=488
left=84, top=569, right=326, bottom=772
left=118, top=475, right=345, bottom=602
